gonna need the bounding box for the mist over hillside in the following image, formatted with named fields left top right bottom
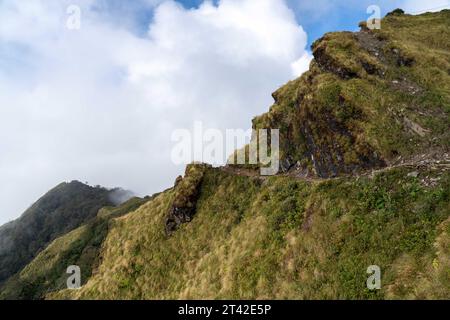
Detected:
left=0, top=181, right=132, bottom=285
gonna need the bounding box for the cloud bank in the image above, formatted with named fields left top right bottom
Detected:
left=0, top=0, right=311, bottom=224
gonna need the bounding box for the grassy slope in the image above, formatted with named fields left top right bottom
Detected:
left=52, top=165, right=449, bottom=299
left=0, top=197, right=149, bottom=299
left=0, top=181, right=115, bottom=285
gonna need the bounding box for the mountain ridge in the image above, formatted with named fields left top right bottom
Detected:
left=0, top=9, right=449, bottom=300
left=0, top=180, right=132, bottom=287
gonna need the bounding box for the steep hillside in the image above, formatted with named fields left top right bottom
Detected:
left=51, top=164, right=449, bottom=299
left=248, top=9, right=450, bottom=177
left=0, top=196, right=150, bottom=299
left=0, top=181, right=131, bottom=285
left=3, top=9, right=449, bottom=300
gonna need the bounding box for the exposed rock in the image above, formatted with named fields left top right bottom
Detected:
left=354, top=31, right=388, bottom=65
left=389, top=77, right=423, bottom=95
left=300, top=114, right=385, bottom=178
left=165, top=164, right=209, bottom=236
left=280, top=157, right=294, bottom=173
left=360, top=60, right=380, bottom=75
left=313, top=43, right=358, bottom=80
left=391, top=48, right=415, bottom=67
left=311, top=33, right=362, bottom=80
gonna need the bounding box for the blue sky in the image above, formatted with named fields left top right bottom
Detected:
left=88, top=0, right=400, bottom=46
left=173, top=0, right=389, bottom=47
left=94, top=0, right=450, bottom=48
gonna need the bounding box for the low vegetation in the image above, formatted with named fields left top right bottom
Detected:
left=0, top=197, right=149, bottom=299
left=0, top=181, right=118, bottom=285
left=1, top=9, right=449, bottom=300
left=50, top=165, right=449, bottom=299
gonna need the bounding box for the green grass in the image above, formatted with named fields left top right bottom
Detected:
left=49, top=165, right=449, bottom=299
left=0, top=197, right=149, bottom=299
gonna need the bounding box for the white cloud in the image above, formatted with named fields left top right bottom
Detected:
left=401, top=0, right=449, bottom=14
left=292, top=52, right=313, bottom=77
left=286, top=0, right=450, bottom=23
left=0, top=0, right=310, bottom=224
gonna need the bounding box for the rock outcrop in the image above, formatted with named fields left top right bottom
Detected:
left=165, top=164, right=210, bottom=235
left=250, top=9, right=449, bottom=178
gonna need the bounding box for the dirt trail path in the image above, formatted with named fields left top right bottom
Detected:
left=219, top=152, right=450, bottom=182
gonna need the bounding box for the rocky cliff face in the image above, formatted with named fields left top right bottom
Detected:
left=251, top=9, right=449, bottom=178
left=165, top=164, right=209, bottom=235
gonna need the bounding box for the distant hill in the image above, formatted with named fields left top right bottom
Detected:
left=0, top=196, right=149, bottom=299
left=0, top=181, right=131, bottom=285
